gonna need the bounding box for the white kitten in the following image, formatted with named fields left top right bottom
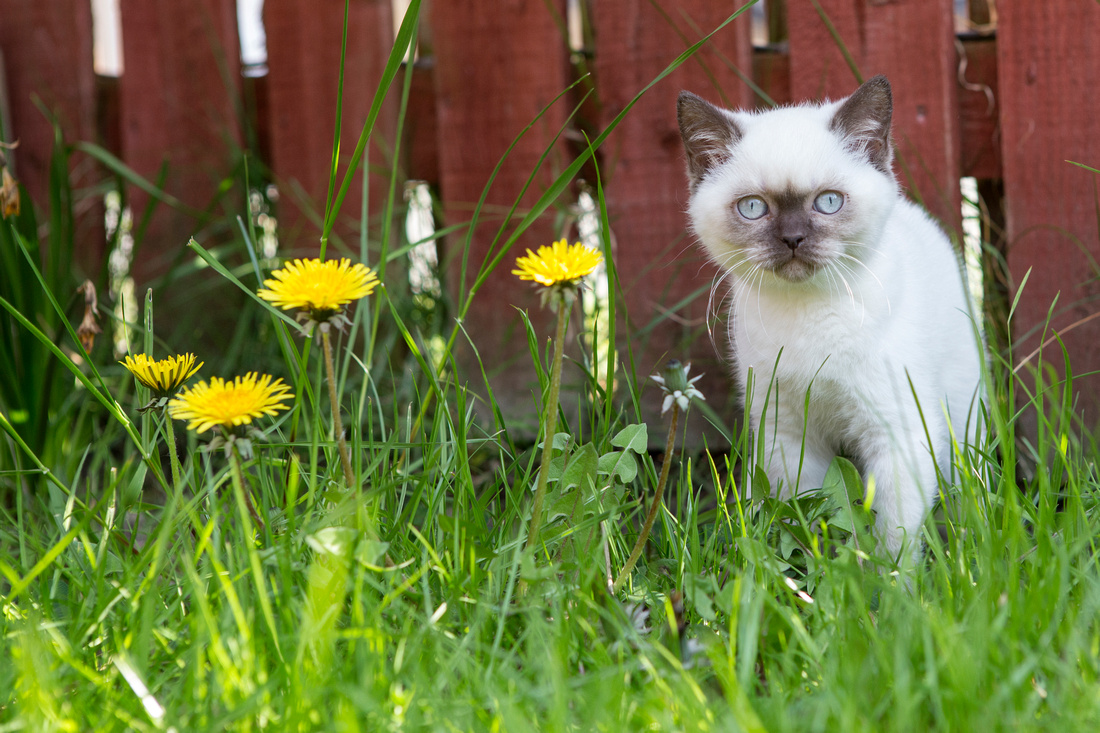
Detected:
left=677, top=76, right=984, bottom=560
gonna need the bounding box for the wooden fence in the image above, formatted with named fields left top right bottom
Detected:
left=2, top=1, right=1099, bottom=437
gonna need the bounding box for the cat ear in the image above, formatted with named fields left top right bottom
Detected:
left=678, top=91, right=742, bottom=189
left=830, top=75, right=893, bottom=173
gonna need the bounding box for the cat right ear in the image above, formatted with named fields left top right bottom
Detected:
left=829, top=75, right=893, bottom=173
left=677, top=91, right=741, bottom=189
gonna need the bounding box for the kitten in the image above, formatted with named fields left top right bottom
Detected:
left=677, top=76, right=984, bottom=561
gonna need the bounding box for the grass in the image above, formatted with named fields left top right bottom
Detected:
left=3, top=2, right=1100, bottom=731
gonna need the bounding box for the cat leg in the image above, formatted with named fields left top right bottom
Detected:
left=858, top=432, right=939, bottom=564
left=747, top=374, right=831, bottom=498
left=756, top=421, right=833, bottom=500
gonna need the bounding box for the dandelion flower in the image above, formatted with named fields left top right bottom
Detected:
left=121, top=353, right=203, bottom=397
left=513, top=238, right=602, bottom=289
left=651, top=360, right=705, bottom=415
left=168, top=372, right=293, bottom=434
left=258, top=258, right=379, bottom=333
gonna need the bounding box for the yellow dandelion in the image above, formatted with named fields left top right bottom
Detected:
left=168, top=372, right=293, bottom=434
left=512, top=239, right=601, bottom=288
left=257, top=258, right=379, bottom=316
left=121, top=353, right=203, bottom=396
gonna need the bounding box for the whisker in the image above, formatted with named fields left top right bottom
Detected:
left=835, top=251, right=891, bottom=314
left=706, top=248, right=758, bottom=355
left=707, top=268, right=737, bottom=353
left=827, top=263, right=856, bottom=308
left=830, top=261, right=864, bottom=322
left=752, top=266, right=769, bottom=341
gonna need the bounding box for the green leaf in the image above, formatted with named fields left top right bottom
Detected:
left=751, top=466, right=772, bottom=504
left=539, top=432, right=573, bottom=454
left=779, top=526, right=803, bottom=560
left=735, top=537, right=781, bottom=573
left=552, top=432, right=573, bottom=452
left=562, top=443, right=598, bottom=493
left=548, top=443, right=599, bottom=522
left=820, top=456, right=871, bottom=534
left=546, top=443, right=603, bottom=566
left=684, top=575, right=718, bottom=622
left=611, top=423, right=648, bottom=453
left=355, top=540, right=391, bottom=570
left=121, top=463, right=148, bottom=510
left=598, top=450, right=638, bottom=484
left=307, top=527, right=358, bottom=559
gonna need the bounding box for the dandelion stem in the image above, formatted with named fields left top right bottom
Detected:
left=321, top=329, right=356, bottom=487
left=227, top=440, right=264, bottom=529
left=525, top=298, right=570, bottom=553
left=227, top=444, right=283, bottom=659
left=613, top=402, right=680, bottom=594
left=163, top=412, right=182, bottom=490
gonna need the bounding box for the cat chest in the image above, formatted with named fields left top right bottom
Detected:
left=736, top=308, right=896, bottom=421
left=735, top=308, right=881, bottom=380
left=758, top=358, right=888, bottom=453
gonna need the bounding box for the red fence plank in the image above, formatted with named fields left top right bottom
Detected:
left=264, top=0, right=395, bottom=254
left=119, top=0, right=241, bottom=281
left=430, top=0, right=572, bottom=432
left=0, top=0, right=100, bottom=270
left=0, top=1, right=95, bottom=197
left=998, top=0, right=1100, bottom=413
left=592, top=2, right=753, bottom=435
left=788, top=0, right=961, bottom=233
left=787, top=0, right=861, bottom=101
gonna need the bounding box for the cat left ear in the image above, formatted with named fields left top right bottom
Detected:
left=830, top=75, right=893, bottom=173
left=678, top=91, right=741, bottom=190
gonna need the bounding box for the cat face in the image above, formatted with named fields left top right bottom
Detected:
left=679, top=77, right=899, bottom=287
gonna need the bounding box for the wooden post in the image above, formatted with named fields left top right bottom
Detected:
left=0, top=1, right=100, bottom=273
left=787, top=0, right=961, bottom=234
left=592, top=1, right=753, bottom=441
left=119, top=0, right=242, bottom=283
left=998, top=0, right=1100, bottom=415
left=430, top=0, right=571, bottom=434
left=264, top=0, right=396, bottom=256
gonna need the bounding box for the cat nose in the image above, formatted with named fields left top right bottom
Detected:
left=782, top=235, right=805, bottom=251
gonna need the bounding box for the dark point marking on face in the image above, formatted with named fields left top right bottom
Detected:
left=830, top=75, right=894, bottom=174
left=768, top=190, right=812, bottom=253
left=775, top=209, right=812, bottom=251
left=773, top=188, right=805, bottom=213
left=678, top=91, right=742, bottom=190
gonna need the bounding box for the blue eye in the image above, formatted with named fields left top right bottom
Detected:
left=736, top=196, right=768, bottom=220
left=813, top=191, right=844, bottom=214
